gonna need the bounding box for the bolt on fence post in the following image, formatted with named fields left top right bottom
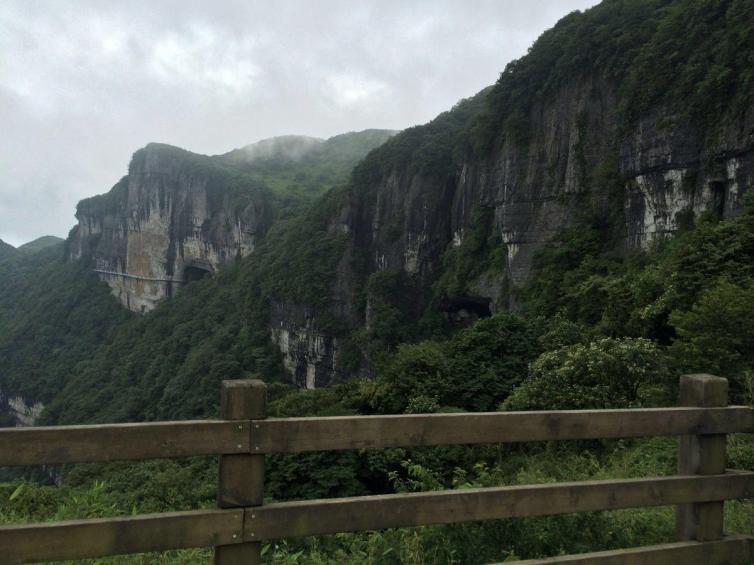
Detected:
left=675, top=374, right=728, bottom=542
left=215, top=379, right=267, bottom=564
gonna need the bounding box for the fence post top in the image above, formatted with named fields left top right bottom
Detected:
left=221, top=379, right=267, bottom=420
left=680, top=374, right=728, bottom=385
left=679, top=374, right=728, bottom=408
left=221, top=379, right=267, bottom=391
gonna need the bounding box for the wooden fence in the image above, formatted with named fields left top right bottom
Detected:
left=0, top=374, right=752, bottom=564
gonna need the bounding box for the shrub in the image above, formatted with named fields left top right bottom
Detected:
left=503, top=338, right=671, bottom=411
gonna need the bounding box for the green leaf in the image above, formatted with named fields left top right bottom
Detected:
left=9, top=483, right=25, bottom=501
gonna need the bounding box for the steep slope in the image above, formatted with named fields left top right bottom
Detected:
left=69, top=144, right=274, bottom=313
left=0, top=244, right=129, bottom=424
left=70, top=130, right=395, bottom=312
left=342, top=0, right=754, bottom=294
left=0, top=130, right=394, bottom=423
left=264, top=0, right=754, bottom=385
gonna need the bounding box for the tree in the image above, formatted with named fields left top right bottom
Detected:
left=503, top=338, right=670, bottom=411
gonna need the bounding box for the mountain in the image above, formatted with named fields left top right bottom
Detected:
left=69, top=130, right=395, bottom=312
left=16, top=236, right=64, bottom=254
left=4, top=3, right=754, bottom=561
left=0, top=129, right=396, bottom=422
left=3, top=0, right=754, bottom=425
left=0, top=239, right=15, bottom=259
left=266, top=0, right=754, bottom=385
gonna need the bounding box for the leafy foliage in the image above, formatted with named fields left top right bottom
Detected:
left=503, top=338, right=671, bottom=411
left=365, top=312, right=537, bottom=413
left=3, top=1, right=754, bottom=562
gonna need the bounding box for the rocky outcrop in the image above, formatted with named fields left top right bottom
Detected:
left=70, top=144, right=271, bottom=312
left=269, top=303, right=344, bottom=389
left=0, top=387, right=44, bottom=426
left=271, top=83, right=753, bottom=386
left=69, top=131, right=396, bottom=313
left=621, top=110, right=754, bottom=248
left=340, top=84, right=754, bottom=298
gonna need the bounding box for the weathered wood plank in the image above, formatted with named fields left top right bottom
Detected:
left=0, top=509, right=244, bottom=564
left=245, top=472, right=754, bottom=541
left=250, top=407, right=754, bottom=453
left=509, top=535, right=754, bottom=564
left=215, top=380, right=267, bottom=565
left=0, top=420, right=250, bottom=466
left=676, top=374, right=728, bottom=542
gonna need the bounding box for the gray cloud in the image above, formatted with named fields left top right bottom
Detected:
left=0, top=0, right=597, bottom=246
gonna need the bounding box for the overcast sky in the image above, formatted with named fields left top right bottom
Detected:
left=0, top=0, right=598, bottom=246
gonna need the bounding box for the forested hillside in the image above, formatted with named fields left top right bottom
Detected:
left=2, top=0, right=754, bottom=562
left=15, top=236, right=64, bottom=254
left=0, top=240, right=15, bottom=259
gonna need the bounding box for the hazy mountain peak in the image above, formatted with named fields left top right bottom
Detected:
left=228, top=135, right=325, bottom=164
left=17, top=236, right=65, bottom=254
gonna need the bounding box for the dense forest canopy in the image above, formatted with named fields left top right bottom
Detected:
left=1, top=0, right=753, bottom=562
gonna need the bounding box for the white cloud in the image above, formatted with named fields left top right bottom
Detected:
left=326, top=73, right=390, bottom=108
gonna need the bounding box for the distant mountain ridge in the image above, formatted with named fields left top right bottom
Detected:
left=1, top=236, right=65, bottom=259
left=17, top=236, right=64, bottom=254
left=68, top=129, right=396, bottom=312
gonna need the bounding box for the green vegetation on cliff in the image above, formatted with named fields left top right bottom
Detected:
left=15, top=236, right=65, bottom=254
left=475, top=0, right=754, bottom=148
left=0, top=245, right=130, bottom=403
left=2, top=0, right=754, bottom=563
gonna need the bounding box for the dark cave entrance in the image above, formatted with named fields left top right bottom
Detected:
left=439, top=295, right=493, bottom=326
left=183, top=261, right=214, bottom=284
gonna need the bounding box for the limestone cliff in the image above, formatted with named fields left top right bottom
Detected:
left=269, top=0, right=754, bottom=385
left=69, top=130, right=396, bottom=312
left=70, top=144, right=272, bottom=312
left=0, top=386, right=43, bottom=426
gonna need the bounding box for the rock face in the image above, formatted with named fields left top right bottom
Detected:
left=273, top=88, right=754, bottom=386
left=270, top=302, right=343, bottom=389
left=621, top=111, right=754, bottom=248
left=0, top=387, right=44, bottom=426
left=63, top=3, right=754, bottom=387
left=70, top=131, right=396, bottom=313
left=70, top=144, right=270, bottom=312
left=341, top=89, right=754, bottom=299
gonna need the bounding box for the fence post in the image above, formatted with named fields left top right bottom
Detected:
left=215, top=379, right=267, bottom=564
left=675, top=374, right=728, bottom=541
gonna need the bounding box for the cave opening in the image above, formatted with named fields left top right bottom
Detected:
left=183, top=263, right=213, bottom=284
left=439, top=295, right=493, bottom=325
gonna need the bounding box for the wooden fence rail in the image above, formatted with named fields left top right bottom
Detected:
left=0, top=374, right=752, bottom=564
left=1, top=407, right=751, bottom=466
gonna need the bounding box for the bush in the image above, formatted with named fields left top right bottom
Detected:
left=670, top=279, right=754, bottom=402
left=503, top=338, right=671, bottom=411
